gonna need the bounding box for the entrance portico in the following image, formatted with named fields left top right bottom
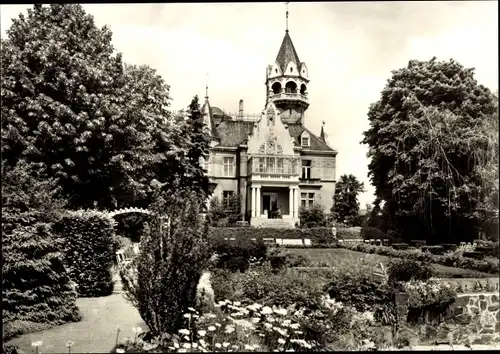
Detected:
left=249, top=184, right=300, bottom=227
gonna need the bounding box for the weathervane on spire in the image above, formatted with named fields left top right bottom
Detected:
left=285, top=2, right=289, bottom=32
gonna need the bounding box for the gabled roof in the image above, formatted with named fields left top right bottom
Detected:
left=212, top=119, right=335, bottom=152
left=275, top=31, right=301, bottom=73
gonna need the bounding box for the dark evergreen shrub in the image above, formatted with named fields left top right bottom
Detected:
left=54, top=210, right=118, bottom=297
left=2, top=160, right=81, bottom=338
left=387, top=258, right=435, bottom=284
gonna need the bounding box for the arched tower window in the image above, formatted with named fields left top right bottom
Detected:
left=300, top=84, right=307, bottom=95
left=271, top=82, right=282, bottom=95
left=285, top=81, right=297, bottom=94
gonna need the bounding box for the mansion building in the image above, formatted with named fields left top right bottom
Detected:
left=201, top=28, right=337, bottom=228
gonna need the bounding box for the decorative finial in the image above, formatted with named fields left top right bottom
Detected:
left=285, top=2, right=289, bottom=33
left=205, top=72, right=209, bottom=100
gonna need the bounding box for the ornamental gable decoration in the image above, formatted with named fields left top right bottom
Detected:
left=247, top=101, right=295, bottom=156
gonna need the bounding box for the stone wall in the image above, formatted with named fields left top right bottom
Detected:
left=442, top=292, right=499, bottom=345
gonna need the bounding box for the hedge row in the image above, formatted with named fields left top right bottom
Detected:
left=209, top=227, right=334, bottom=244
left=54, top=210, right=118, bottom=297
left=340, top=243, right=499, bottom=275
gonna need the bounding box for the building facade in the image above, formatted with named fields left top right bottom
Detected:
left=201, top=28, right=337, bottom=228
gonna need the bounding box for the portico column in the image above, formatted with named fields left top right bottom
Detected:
left=294, top=187, right=299, bottom=219
left=289, top=187, right=294, bottom=216
left=257, top=186, right=261, bottom=217
left=251, top=187, right=256, bottom=218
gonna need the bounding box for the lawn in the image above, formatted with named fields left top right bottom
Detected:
left=285, top=248, right=497, bottom=278
left=6, top=278, right=146, bottom=354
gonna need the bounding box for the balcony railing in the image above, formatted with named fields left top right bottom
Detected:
left=248, top=155, right=300, bottom=178
left=299, top=178, right=322, bottom=185
left=271, top=92, right=309, bottom=103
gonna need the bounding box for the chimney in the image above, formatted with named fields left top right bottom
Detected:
left=238, top=99, right=244, bottom=117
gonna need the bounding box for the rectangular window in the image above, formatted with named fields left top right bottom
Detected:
left=276, top=158, right=283, bottom=173
left=223, top=156, right=235, bottom=177
left=222, top=190, right=234, bottom=208
left=301, top=159, right=311, bottom=179
left=301, top=137, right=310, bottom=147
left=258, top=157, right=265, bottom=173
left=301, top=192, right=315, bottom=208
left=266, top=157, right=275, bottom=173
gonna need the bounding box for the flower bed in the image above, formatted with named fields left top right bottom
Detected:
left=339, top=243, right=499, bottom=275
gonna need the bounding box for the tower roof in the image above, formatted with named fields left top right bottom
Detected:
left=275, top=31, right=301, bottom=73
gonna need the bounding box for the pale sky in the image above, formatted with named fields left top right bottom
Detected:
left=1, top=2, right=498, bottom=207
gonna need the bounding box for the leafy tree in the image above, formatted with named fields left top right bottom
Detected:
left=1, top=4, right=210, bottom=210
left=362, top=57, right=497, bottom=243
left=331, top=174, right=365, bottom=226
left=206, top=194, right=242, bottom=227
left=2, top=160, right=81, bottom=330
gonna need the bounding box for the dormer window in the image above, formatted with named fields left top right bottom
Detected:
left=301, top=137, right=310, bottom=147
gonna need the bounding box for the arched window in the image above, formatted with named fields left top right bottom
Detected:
left=285, top=81, right=297, bottom=94
left=300, top=84, right=307, bottom=95
left=271, top=82, right=282, bottom=95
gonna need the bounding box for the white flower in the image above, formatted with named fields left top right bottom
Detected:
left=215, top=343, right=222, bottom=348
left=31, top=341, right=43, bottom=347
left=188, top=307, right=196, bottom=312
left=233, top=301, right=241, bottom=306
left=261, top=306, right=273, bottom=314
left=274, top=308, right=287, bottom=316
left=142, top=342, right=158, bottom=351
left=244, top=344, right=254, bottom=350
left=183, top=335, right=190, bottom=341
left=178, top=329, right=190, bottom=335
left=192, top=343, right=198, bottom=349
left=290, top=323, right=300, bottom=330
left=264, top=323, right=273, bottom=329
left=174, top=342, right=180, bottom=349
left=115, top=349, right=125, bottom=353
left=232, top=345, right=239, bottom=350
left=223, top=342, right=230, bottom=348
left=132, top=326, right=142, bottom=333
left=198, top=330, right=207, bottom=337
left=250, top=317, right=260, bottom=324
left=215, top=322, right=222, bottom=327
left=178, top=349, right=187, bottom=353
left=66, top=341, right=74, bottom=347
left=231, top=312, right=243, bottom=317
left=183, top=343, right=192, bottom=349
left=225, top=325, right=235, bottom=334
left=278, top=338, right=286, bottom=344
left=206, top=313, right=217, bottom=319
left=208, top=326, right=216, bottom=331
left=183, top=313, right=192, bottom=319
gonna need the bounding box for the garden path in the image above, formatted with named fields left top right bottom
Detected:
left=6, top=274, right=147, bottom=354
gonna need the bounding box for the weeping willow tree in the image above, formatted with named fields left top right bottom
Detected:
left=362, top=58, right=497, bottom=244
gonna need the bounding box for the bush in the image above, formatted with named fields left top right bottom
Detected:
left=387, top=259, right=435, bottom=285
left=360, top=226, right=388, bottom=241
left=120, top=191, right=211, bottom=336
left=241, top=264, right=325, bottom=309
left=323, top=259, right=396, bottom=324
left=337, top=227, right=361, bottom=239
left=340, top=242, right=499, bottom=275
left=210, top=236, right=267, bottom=272
left=209, top=227, right=333, bottom=245
left=440, top=244, right=457, bottom=252
left=421, top=245, right=445, bottom=255
left=54, top=210, right=118, bottom=297
left=266, top=249, right=312, bottom=269
left=462, top=251, right=485, bottom=260
left=206, top=195, right=242, bottom=227
left=299, top=204, right=328, bottom=228
left=3, top=320, right=58, bottom=342
left=392, top=243, right=410, bottom=250
left=2, top=161, right=81, bottom=337
left=410, top=240, right=427, bottom=247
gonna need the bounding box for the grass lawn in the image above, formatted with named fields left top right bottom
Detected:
left=6, top=291, right=146, bottom=353
left=285, top=248, right=497, bottom=278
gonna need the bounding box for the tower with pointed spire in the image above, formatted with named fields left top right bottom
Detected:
left=266, top=4, right=309, bottom=124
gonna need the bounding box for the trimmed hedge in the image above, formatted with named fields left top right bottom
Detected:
left=337, top=227, right=361, bottom=240
left=340, top=243, right=499, bottom=275
left=210, top=236, right=267, bottom=272
left=54, top=210, right=118, bottom=297
left=360, top=226, right=388, bottom=241
left=209, top=227, right=333, bottom=244
left=421, top=245, right=445, bottom=255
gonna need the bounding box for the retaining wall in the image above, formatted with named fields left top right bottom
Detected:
left=443, top=292, right=499, bottom=345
